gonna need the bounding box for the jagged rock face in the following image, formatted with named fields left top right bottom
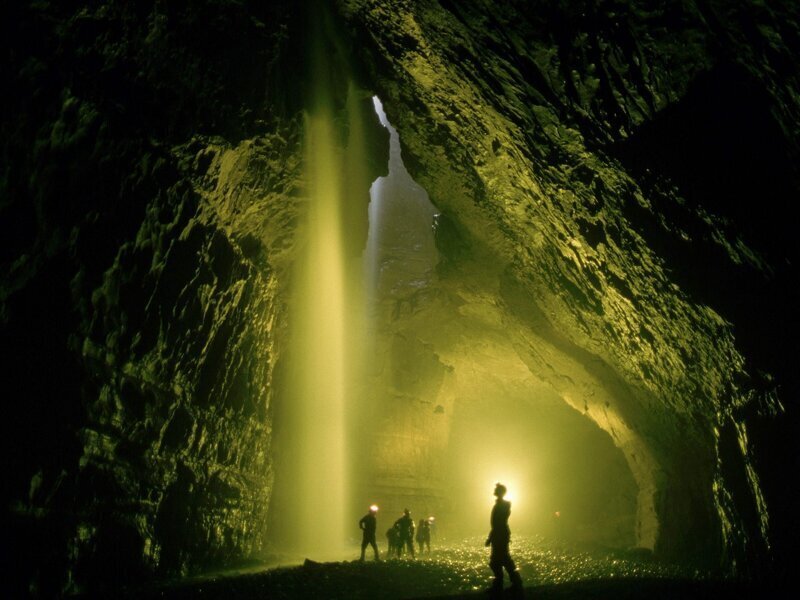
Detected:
left=2, top=0, right=798, bottom=595
left=2, top=1, right=310, bottom=595
left=339, top=0, right=798, bottom=573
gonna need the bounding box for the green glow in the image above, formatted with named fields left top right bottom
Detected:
left=291, top=108, right=348, bottom=553
left=279, top=3, right=362, bottom=556
left=275, top=0, right=388, bottom=557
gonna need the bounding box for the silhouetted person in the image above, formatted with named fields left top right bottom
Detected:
left=551, top=510, right=564, bottom=544
left=386, top=524, right=401, bottom=557
left=359, top=505, right=380, bottom=561
left=485, top=483, right=522, bottom=594
left=416, top=518, right=431, bottom=554
left=394, top=508, right=416, bottom=558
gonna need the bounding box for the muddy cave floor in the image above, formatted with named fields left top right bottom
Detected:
left=110, top=536, right=778, bottom=600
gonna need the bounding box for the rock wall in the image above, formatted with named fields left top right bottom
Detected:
left=2, top=1, right=309, bottom=595
left=2, top=0, right=393, bottom=593
left=339, top=0, right=798, bottom=574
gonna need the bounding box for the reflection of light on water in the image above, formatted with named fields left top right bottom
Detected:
left=204, top=536, right=698, bottom=596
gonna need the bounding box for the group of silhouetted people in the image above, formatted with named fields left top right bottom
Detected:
left=358, top=483, right=522, bottom=595
left=358, top=506, right=434, bottom=561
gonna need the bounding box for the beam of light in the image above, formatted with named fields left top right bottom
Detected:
left=284, top=6, right=353, bottom=553
left=290, top=109, right=348, bottom=555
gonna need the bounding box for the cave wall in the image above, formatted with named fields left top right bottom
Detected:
left=1, top=1, right=310, bottom=595
left=2, top=0, right=394, bottom=593
left=338, top=0, right=798, bottom=573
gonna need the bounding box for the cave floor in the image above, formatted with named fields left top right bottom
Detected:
left=121, top=536, right=758, bottom=600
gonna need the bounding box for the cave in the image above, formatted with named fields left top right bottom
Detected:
left=3, top=1, right=798, bottom=598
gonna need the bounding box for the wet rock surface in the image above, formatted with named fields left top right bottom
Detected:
left=120, top=537, right=740, bottom=599
left=2, top=1, right=307, bottom=595
left=340, top=0, right=799, bottom=574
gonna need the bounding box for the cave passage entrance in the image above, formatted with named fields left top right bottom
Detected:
left=444, top=379, right=638, bottom=548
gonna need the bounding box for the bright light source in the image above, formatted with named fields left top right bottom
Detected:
left=492, top=478, right=521, bottom=504
left=370, top=504, right=379, bottom=512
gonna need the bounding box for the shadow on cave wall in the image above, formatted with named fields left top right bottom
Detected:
left=606, top=60, right=799, bottom=575
left=608, top=63, right=797, bottom=369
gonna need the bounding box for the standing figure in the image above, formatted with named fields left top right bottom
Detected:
left=386, top=523, right=402, bottom=557
left=416, top=517, right=431, bottom=554
left=359, top=505, right=380, bottom=562
left=394, top=508, right=416, bottom=558
left=485, top=483, right=522, bottom=593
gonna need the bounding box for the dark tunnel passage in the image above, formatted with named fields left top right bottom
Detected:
left=2, top=0, right=799, bottom=597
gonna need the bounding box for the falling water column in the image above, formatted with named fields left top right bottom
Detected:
left=285, top=4, right=350, bottom=554
left=294, top=110, right=347, bottom=554
left=271, top=2, right=379, bottom=556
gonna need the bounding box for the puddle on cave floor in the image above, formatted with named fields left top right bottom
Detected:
left=122, top=536, right=733, bottom=599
